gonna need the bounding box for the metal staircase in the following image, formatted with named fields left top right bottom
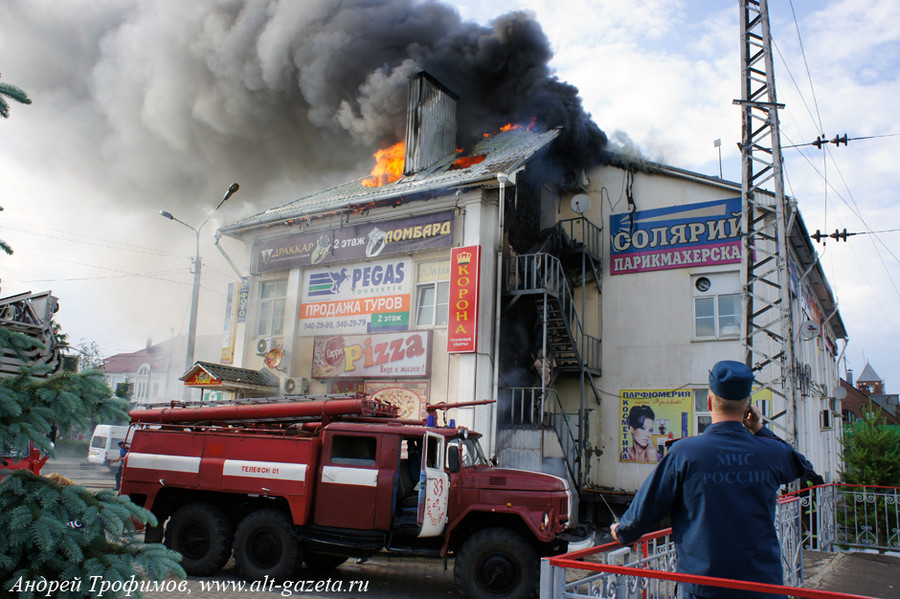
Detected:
left=499, top=217, right=602, bottom=491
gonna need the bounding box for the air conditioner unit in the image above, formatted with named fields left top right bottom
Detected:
left=284, top=377, right=308, bottom=395
left=256, top=337, right=279, bottom=356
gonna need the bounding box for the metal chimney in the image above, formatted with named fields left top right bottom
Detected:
left=404, top=71, right=458, bottom=176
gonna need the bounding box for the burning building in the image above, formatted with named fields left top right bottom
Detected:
left=212, top=69, right=846, bottom=521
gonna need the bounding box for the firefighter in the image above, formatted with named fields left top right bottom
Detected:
left=611, top=360, right=816, bottom=599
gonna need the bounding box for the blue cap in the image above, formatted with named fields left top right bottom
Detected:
left=709, top=360, right=754, bottom=400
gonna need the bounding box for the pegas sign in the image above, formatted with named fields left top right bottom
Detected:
left=299, top=257, right=412, bottom=336
left=255, top=211, right=453, bottom=273
left=609, top=198, right=741, bottom=275
left=447, top=246, right=481, bottom=353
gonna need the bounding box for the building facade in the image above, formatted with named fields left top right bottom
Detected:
left=213, top=73, right=847, bottom=519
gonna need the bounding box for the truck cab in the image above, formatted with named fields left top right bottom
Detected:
left=1, top=441, right=49, bottom=475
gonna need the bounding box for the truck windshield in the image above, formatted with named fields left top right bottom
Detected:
left=1, top=442, right=29, bottom=459
left=449, top=437, right=490, bottom=468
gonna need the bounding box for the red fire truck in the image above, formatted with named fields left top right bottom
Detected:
left=120, top=396, right=580, bottom=599
left=1, top=441, right=49, bottom=475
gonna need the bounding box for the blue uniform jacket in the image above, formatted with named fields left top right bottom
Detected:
left=614, top=421, right=810, bottom=598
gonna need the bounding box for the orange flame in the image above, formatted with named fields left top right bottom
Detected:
left=450, top=154, right=487, bottom=170
left=484, top=119, right=538, bottom=137
left=362, top=142, right=405, bottom=187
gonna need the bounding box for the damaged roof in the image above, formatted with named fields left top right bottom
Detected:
left=221, top=127, right=561, bottom=235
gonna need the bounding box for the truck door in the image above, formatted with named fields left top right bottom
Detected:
left=418, top=432, right=449, bottom=538
left=314, top=432, right=381, bottom=530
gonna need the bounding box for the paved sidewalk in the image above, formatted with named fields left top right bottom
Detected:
left=803, top=550, right=900, bottom=599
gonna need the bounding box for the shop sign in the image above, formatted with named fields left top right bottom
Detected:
left=447, top=246, right=480, bottom=353
left=610, top=198, right=741, bottom=275
left=221, top=281, right=239, bottom=364
left=619, top=389, right=693, bottom=464
left=185, top=370, right=223, bottom=387
left=256, top=211, right=454, bottom=273
left=237, top=276, right=250, bottom=323
left=311, top=331, right=431, bottom=379
left=365, top=380, right=429, bottom=420
left=299, top=257, right=412, bottom=336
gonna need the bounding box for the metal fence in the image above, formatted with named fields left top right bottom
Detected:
left=542, top=483, right=899, bottom=599
left=788, top=484, right=900, bottom=553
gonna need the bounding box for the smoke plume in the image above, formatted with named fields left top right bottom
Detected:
left=2, top=0, right=607, bottom=218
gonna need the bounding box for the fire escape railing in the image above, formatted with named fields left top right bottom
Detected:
left=504, top=250, right=602, bottom=490
left=507, top=252, right=601, bottom=374
left=504, top=386, right=582, bottom=488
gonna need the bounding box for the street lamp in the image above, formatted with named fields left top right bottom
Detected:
left=159, top=183, right=239, bottom=398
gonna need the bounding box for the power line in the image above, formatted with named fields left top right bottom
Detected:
left=2, top=218, right=185, bottom=258
left=782, top=132, right=900, bottom=150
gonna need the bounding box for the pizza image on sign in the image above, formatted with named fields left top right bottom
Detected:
left=370, top=387, right=421, bottom=420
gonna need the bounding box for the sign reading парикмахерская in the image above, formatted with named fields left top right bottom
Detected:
left=609, top=198, right=741, bottom=275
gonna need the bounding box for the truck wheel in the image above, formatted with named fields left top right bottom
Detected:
left=233, top=509, right=301, bottom=581
left=164, top=502, right=233, bottom=576
left=454, top=528, right=539, bottom=599
left=304, top=551, right=348, bottom=571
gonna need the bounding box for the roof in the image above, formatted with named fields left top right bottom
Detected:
left=220, top=127, right=561, bottom=235
left=180, top=361, right=279, bottom=390
left=857, top=362, right=882, bottom=383
left=101, top=342, right=171, bottom=374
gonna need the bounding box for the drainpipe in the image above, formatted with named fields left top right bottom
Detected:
left=490, top=170, right=517, bottom=459
left=214, top=231, right=245, bottom=278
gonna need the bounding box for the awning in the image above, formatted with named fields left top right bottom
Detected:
left=179, top=361, right=279, bottom=393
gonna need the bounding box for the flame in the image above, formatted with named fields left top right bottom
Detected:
left=450, top=154, right=487, bottom=170
left=362, top=142, right=405, bottom=187
left=484, top=119, right=538, bottom=137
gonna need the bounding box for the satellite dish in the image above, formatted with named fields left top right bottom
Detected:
left=833, top=386, right=847, bottom=400
left=265, top=347, right=284, bottom=369
left=571, top=193, right=591, bottom=214
left=799, top=320, right=821, bottom=340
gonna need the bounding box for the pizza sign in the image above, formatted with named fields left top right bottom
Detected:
left=311, top=331, right=431, bottom=379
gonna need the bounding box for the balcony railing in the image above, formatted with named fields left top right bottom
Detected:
left=542, top=483, right=899, bottom=599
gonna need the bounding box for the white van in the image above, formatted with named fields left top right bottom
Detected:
left=87, top=425, right=131, bottom=465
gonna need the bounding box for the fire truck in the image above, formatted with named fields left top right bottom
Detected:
left=1, top=441, right=50, bottom=475
left=120, top=396, right=582, bottom=599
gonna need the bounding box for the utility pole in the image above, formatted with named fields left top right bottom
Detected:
left=737, top=0, right=799, bottom=446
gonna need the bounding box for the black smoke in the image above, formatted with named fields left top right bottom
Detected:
left=2, top=0, right=606, bottom=217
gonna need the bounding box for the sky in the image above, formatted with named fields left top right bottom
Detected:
left=1, top=0, right=898, bottom=389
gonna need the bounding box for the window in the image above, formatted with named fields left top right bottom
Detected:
left=425, top=435, right=442, bottom=469
left=692, top=273, right=740, bottom=339
left=694, top=388, right=711, bottom=434
left=415, top=261, right=450, bottom=327
left=135, top=364, right=151, bottom=403
left=331, top=435, right=377, bottom=466
left=257, top=279, right=287, bottom=337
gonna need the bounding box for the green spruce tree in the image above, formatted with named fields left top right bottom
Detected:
left=0, top=327, right=184, bottom=597
left=0, top=74, right=32, bottom=119
left=840, top=404, right=900, bottom=486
